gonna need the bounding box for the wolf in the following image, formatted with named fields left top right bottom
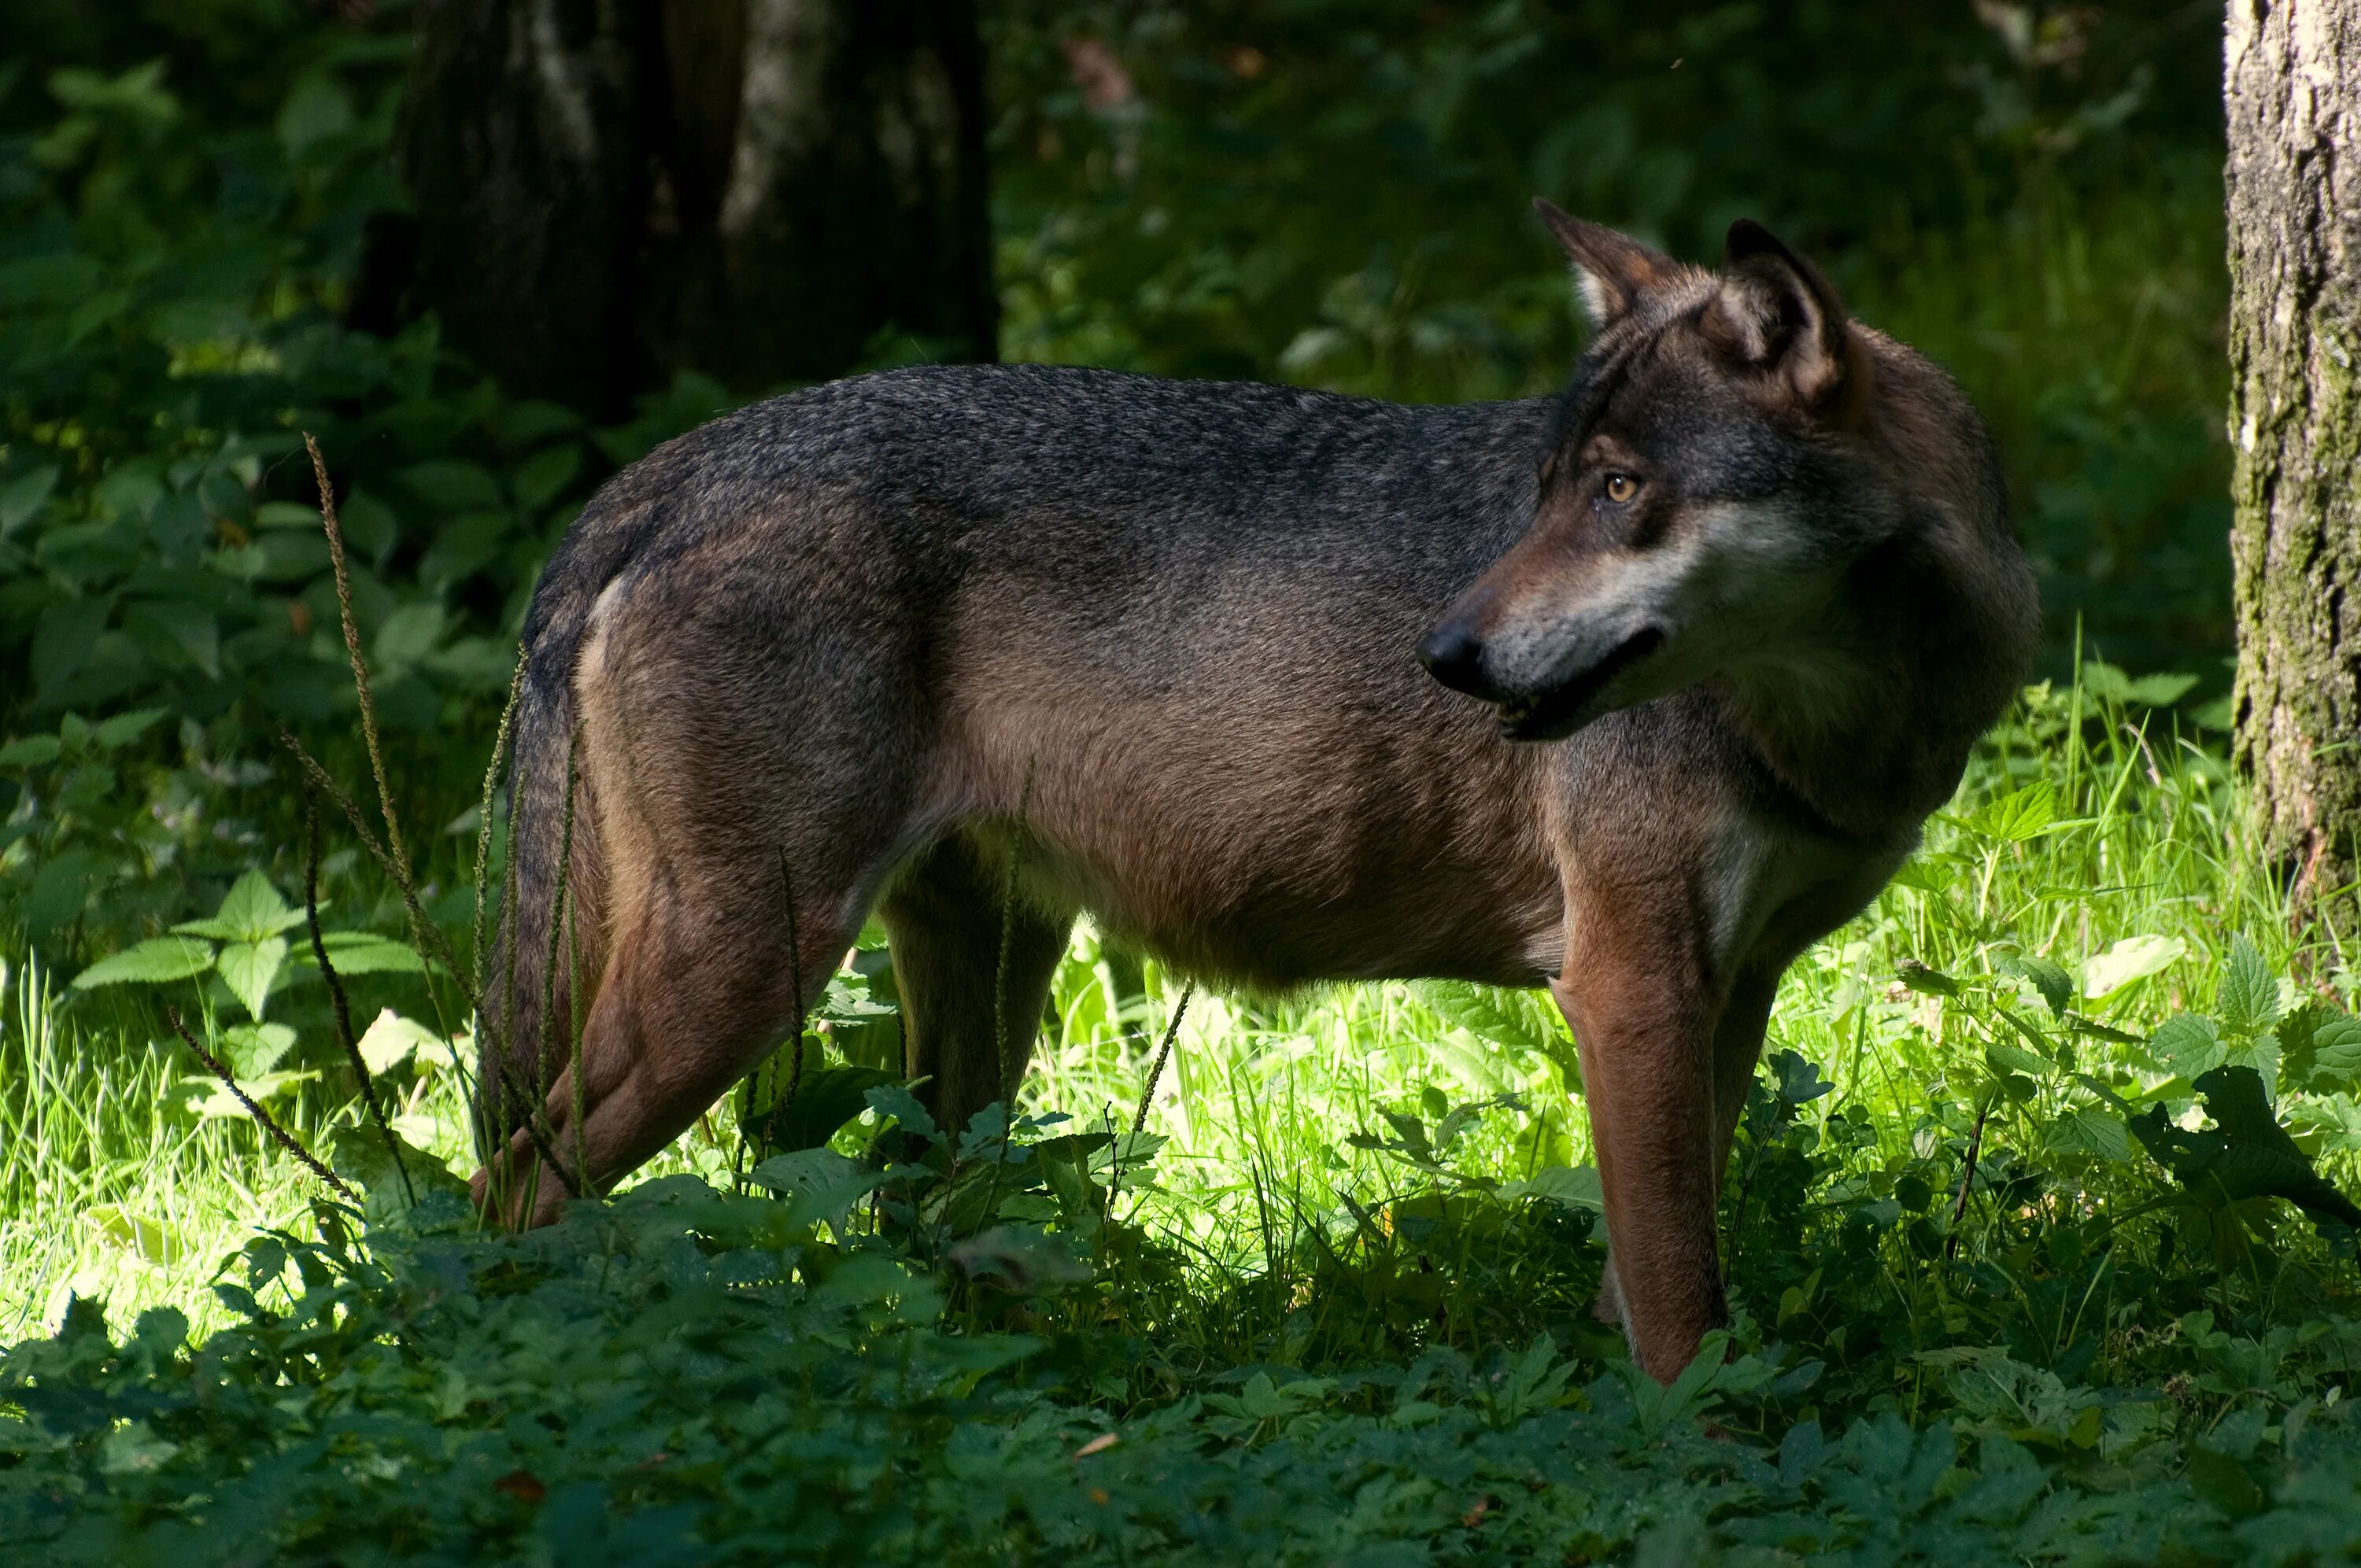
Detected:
left=478, top=203, right=2036, bottom=1382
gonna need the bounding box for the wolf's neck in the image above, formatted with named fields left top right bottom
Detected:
left=1720, top=524, right=2030, bottom=841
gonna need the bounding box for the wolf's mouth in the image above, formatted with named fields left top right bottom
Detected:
left=1495, top=626, right=1666, bottom=742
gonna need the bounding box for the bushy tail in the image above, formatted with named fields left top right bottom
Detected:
left=477, top=588, right=610, bottom=1165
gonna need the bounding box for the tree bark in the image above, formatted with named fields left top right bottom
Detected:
left=376, top=0, right=995, bottom=418
left=2227, top=0, right=2361, bottom=928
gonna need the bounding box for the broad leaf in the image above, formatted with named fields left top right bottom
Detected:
left=212, top=871, right=307, bottom=943
left=2081, top=935, right=2184, bottom=1000
left=220, top=1021, right=295, bottom=1077
left=2129, top=1065, right=2361, bottom=1228
left=1963, top=780, right=2056, bottom=841
left=2307, top=1014, right=2361, bottom=1087
left=2147, top=1014, right=2224, bottom=1079
left=185, top=1068, right=316, bottom=1120
left=328, top=1125, right=471, bottom=1228
left=2001, top=954, right=2073, bottom=1019
left=303, top=931, right=427, bottom=976
left=1895, top=959, right=1958, bottom=997
left=1984, top=1040, right=2050, bottom=1081
left=73, top=936, right=215, bottom=988
left=87, top=1205, right=187, bottom=1266
left=1502, top=1163, right=1603, bottom=1212
left=2044, top=1107, right=2133, bottom=1165
left=742, top=1059, right=900, bottom=1157
left=357, top=1009, right=443, bottom=1074
left=865, top=1082, right=937, bottom=1142
left=216, top=937, right=288, bottom=1021
left=814, top=972, right=895, bottom=1027
left=1424, top=980, right=1568, bottom=1056
left=0, top=734, right=64, bottom=768
left=2215, top=935, right=2280, bottom=1039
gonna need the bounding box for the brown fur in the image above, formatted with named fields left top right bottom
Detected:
left=475, top=209, right=2035, bottom=1385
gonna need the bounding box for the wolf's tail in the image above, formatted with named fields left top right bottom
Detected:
left=477, top=511, right=645, bottom=1166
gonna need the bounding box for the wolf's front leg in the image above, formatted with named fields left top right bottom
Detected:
left=1550, top=891, right=1725, bottom=1383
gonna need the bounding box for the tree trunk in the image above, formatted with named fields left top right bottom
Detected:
left=2227, top=0, right=2361, bottom=929
left=375, top=0, right=995, bottom=418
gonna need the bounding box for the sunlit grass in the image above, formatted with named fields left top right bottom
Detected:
left=6, top=666, right=2342, bottom=1356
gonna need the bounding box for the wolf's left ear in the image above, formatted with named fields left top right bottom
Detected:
left=1706, top=220, right=1853, bottom=408
left=1534, top=199, right=1683, bottom=330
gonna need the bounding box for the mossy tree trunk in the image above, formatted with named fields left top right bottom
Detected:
left=370, top=0, right=996, bottom=418
left=2226, top=0, right=2361, bottom=928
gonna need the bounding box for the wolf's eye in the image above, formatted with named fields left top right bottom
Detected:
left=1602, top=471, right=1641, bottom=504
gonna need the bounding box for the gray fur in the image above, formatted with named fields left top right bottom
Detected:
left=478, top=215, right=2036, bottom=1385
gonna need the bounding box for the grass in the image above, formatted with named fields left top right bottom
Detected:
left=11, top=670, right=2361, bottom=1561
left=4, top=666, right=2346, bottom=1349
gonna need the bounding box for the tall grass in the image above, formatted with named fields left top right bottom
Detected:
left=4, top=668, right=2343, bottom=1368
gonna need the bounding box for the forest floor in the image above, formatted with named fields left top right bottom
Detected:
left=8, top=673, right=2361, bottom=1562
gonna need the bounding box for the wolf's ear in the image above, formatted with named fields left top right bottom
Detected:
left=1706, top=220, right=1853, bottom=407
left=1534, top=199, right=1681, bottom=330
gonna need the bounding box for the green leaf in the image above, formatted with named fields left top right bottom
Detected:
left=25, top=849, right=99, bottom=936
left=2081, top=935, right=2185, bottom=1000
left=213, top=870, right=306, bottom=943
left=399, top=459, right=504, bottom=511
left=91, top=707, right=168, bottom=749
left=1984, top=1040, right=2050, bottom=1081
left=275, top=72, right=353, bottom=157
left=87, top=1205, right=187, bottom=1267
left=357, top=1009, right=442, bottom=1074
left=373, top=601, right=447, bottom=673
left=864, top=1083, right=937, bottom=1142
left=220, top=1021, right=296, bottom=1077
left=73, top=936, right=215, bottom=988
left=216, top=937, right=288, bottom=1020
left=0, top=734, right=64, bottom=767
left=329, top=1124, right=471, bottom=1227
left=2185, top=1444, right=2267, bottom=1519
left=0, top=463, right=59, bottom=537
left=2307, top=1014, right=2361, bottom=1087
left=1964, top=779, right=2056, bottom=841
left=186, top=1068, right=315, bottom=1119
left=2001, top=954, right=2073, bottom=1018
left=814, top=972, right=894, bottom=1028
left=2044, top=1107, right=2133, bottom=1164
left=2147, top=1014, right=2224, bottom=1079
left=2123, top=672, right=2200, bottom=707
left=2215, top=935, right=2281, bottom=1039
left=743, top=1059, right=900, bottom=1157
left=301, top=932, right=427, bottom=976
left=1895, top=959, right=1958, bottom=997
left=2129, top=1064, right=2361, bottom=1228
left=1502, top=1163, right=1603, bottom=1212
left=512, top=442, right=584, bottom=511
left=1424, top=981, right=1574, bottom=1087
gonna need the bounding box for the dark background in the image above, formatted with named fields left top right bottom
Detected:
left=0, top=0, right=2230, bottom=956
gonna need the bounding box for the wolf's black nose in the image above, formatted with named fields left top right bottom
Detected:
left=1417, top=622, right=1502, bottom=700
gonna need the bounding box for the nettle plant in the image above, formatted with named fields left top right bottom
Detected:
left=1895, top=928, right=2361, bottom=1258
left=67, top=869, right=427, bottom=1110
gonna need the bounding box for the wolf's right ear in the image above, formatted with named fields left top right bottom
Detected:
left=1533, top=199, right=1681, bottom=330
left=1705, top=220, right=1854, bottom=408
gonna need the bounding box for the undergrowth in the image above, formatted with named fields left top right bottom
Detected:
left=7, top=673, right=2361, bottom=1562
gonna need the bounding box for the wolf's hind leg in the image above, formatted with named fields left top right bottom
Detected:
left=880, top=831, right=1076, bottom=1139
left=482, top=856, right=870, bottom=1227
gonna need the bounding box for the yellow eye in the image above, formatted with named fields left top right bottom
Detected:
left=1602, top=472, right=1640, bottom=504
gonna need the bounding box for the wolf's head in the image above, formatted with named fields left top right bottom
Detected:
left=1421, top=203, right=1992, bottom=744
